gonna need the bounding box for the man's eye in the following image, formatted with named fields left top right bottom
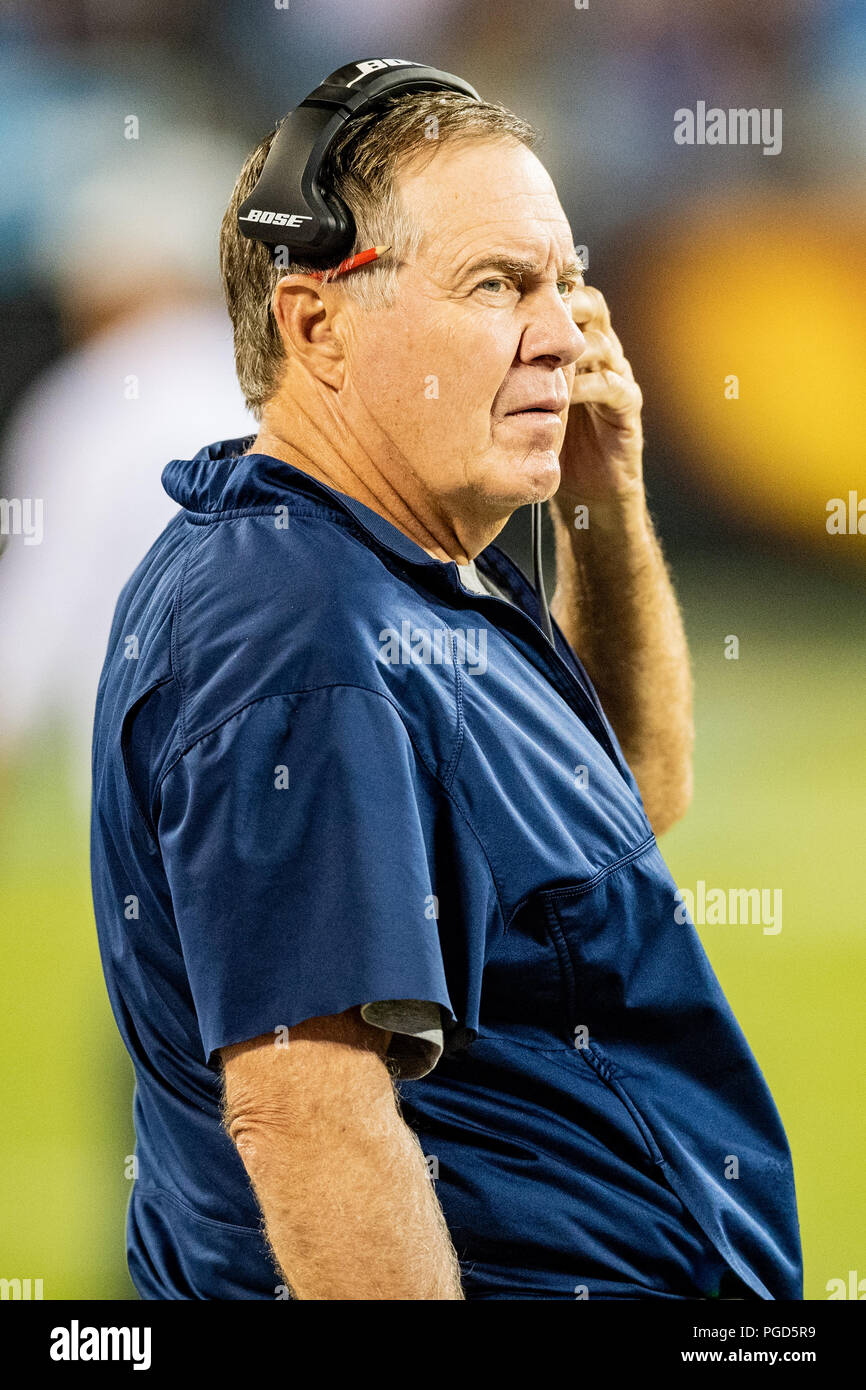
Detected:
left=557, top=280, right=577, bottom=297
left=475, top=277, right=514, bottom=294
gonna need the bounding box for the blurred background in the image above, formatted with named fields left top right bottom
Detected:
left=0, top=0, right=863, bottom=1300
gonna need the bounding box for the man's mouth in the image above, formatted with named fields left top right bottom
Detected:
left=502, top=394, right=569, bottom=423
left=502, top=406, right=565, bottom=426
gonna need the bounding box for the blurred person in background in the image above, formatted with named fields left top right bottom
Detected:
left=0, top=131, right=255, bottom=803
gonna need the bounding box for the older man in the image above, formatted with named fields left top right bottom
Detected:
left=90, top=82, right=802, bottom=1300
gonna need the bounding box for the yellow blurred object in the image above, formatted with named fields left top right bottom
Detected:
left=633, top=194, right=866, bottom=543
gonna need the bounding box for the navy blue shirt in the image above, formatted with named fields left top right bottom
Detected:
left=90, top=437, right=803, bottom=1300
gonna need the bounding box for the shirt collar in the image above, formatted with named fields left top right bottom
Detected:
left=163, top=436, right=458, bottom=578
left=163, top=439, right=615, bottom=758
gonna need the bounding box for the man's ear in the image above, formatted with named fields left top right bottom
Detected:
left=271, top=276, right=346, bottom=389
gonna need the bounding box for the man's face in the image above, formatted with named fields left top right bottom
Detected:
left=338, top=137, right=587, bottom=526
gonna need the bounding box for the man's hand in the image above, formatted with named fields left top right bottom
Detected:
left=558, top=281, right=645, bottom=510
left=550, top=281, right=694, bottom=837
left=220, top=1007, right=464, bottom=1300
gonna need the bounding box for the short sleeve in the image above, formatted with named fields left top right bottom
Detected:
left=156, top=686, right=456, bottom=1067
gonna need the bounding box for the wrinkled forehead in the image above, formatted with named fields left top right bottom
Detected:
left=394, top=137, right=576, bottom=276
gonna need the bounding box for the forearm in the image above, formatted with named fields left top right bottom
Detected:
left=549, top=489, right=694, bottom=835
left=226, top=1031, right=464, bottom=1300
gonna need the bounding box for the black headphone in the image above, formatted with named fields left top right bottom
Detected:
left=238, top=57, right=555, bottom=644
left=237, top=58, right=480, bottom=265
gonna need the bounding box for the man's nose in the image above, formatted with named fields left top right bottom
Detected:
left=519, top=287, right=588, bottom=370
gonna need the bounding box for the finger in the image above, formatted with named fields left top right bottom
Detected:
left=574, top=327, right=629, bottom=378
left=583, top=312, right=631, bottom=372
left=605, top=322, right=628, bottom=361
left=569, top=369, right=642, bottom=413
left=570, top=284, right=611, bottom=332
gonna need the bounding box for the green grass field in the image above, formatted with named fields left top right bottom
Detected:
left=1, top=547, right=863, bottom=1300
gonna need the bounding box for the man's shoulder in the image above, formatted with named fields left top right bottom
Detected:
left=172, top=505, right=453, bottom=748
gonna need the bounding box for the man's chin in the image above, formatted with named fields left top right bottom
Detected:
left=457, top=448, right=562, bottom=518
left=496, top=448, right=561, bottom=507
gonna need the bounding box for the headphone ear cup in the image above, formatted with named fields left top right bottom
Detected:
left=238, top=103, right=355, bottom=264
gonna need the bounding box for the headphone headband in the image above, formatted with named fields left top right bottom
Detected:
left=237, top=58, right=481, bottom=265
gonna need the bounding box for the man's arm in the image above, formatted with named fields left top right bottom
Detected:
left=220, top=1006, right=464, bottom=1300
left=549, top=487, right=694, bottom=837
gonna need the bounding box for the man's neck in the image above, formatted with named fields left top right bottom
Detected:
left=247, top=426, right=487, bottom=566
